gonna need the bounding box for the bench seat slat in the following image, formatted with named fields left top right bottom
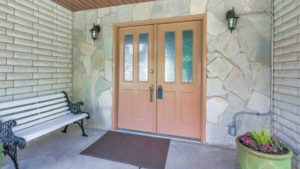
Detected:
left=0, top=93, right=65, bottom=110
left=15, top=113, right=74, bottom=136
left=14, top=112, right=72, bottom=135
left=16, top=107, right=69, bottom=125
left=15, top=113, right=88, bottom=142
left=13, top=111, right=71, bottom=133
left=1, top=102, right=68, bottom=122
left=0, top=98, right=67, bottom=116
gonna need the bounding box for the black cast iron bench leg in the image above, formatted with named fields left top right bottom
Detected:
left=4, top=143, right=19, bottom=169
left=1, top=120, right=26, bottom=169
left=75, top=119, right=88, bottom=137
left=62, top=125, right=69, bottom=133
left=62, top=119, right=88, bottom=137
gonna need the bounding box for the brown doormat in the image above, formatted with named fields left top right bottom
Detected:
left=80, top=131, right=170, bottom=169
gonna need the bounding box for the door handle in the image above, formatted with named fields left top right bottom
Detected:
left=149, top=84, right=154, bottom=102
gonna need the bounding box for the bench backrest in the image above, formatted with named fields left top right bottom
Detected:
left=0, top=93, right=71, bottom=133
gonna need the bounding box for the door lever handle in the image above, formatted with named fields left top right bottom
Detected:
left=149, top=84, right=154, bottom=102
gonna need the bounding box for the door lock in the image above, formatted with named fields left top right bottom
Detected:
left=150, top=69, right=154, bottom=74
left=157, top=85, right=162, bottom=99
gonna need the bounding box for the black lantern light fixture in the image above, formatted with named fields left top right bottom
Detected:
left=226, top=7, right=239, bottom=33
left=90, top=23, right=100, bottom=42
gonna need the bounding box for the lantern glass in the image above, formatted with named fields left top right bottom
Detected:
left=227, top=17, right=238, bottom=32
left=91, top=30, right=98, bottom=41
left=228, top=18, right=234, bottom=28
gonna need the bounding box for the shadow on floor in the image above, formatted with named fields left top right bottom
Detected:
left=2, top=127, right=239, bottom=169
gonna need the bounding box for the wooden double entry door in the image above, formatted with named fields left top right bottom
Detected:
left=117, top=21, right=202, bottom=139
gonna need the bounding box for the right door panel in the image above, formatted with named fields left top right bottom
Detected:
left=157, top=21, right=202, bottom=139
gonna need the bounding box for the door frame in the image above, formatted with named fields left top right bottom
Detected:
left=112, top=14, right=207, bottom=144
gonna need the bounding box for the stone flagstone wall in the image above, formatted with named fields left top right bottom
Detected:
left=73, top=0, right=272, bottom=147
left=273, top=0, right=300, bottom=168
left=0, top=0, right=73, bottom=102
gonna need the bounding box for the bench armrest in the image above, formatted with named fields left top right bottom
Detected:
left=62, top=92, right=90, bottom=120
left=0, top=120, right=26, bottom=152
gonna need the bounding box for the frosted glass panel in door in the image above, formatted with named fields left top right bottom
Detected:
left=182, top=30, right=193, bottom=83
left=165, top=32, right=175, bottom=82
left=139, top=33, right=148, bottom=82
left=124, top=34, right=133, bottom=81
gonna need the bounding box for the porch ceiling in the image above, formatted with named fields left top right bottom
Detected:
left=51, top=0, right=157, bottom=12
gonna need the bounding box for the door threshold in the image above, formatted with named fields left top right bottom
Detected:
left=116, top=128, right=201, bottom=144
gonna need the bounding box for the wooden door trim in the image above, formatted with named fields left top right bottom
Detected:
left=154, top=24, right=158, bottom=133
left=112, top=14, right=207, bottom=144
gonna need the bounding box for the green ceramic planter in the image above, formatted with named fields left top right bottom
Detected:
left=236, top=138, right=293, bottom=169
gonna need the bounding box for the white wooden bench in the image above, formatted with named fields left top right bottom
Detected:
left=0, top=92, right=90, bottom=169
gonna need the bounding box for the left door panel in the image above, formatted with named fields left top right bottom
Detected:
left=118, top=25, right=155, bottom=132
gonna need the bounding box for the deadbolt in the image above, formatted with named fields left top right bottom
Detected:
left=150, top=69, right=154, bottom=74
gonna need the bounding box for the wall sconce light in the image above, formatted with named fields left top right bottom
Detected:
left=226, top=7, right=239, bottom=33
left=90, top=23, right=100, bottom=41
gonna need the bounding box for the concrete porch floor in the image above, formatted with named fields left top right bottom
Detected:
left=2, top=127, right=239, bottom=169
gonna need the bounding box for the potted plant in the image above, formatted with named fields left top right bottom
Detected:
left=236, top=123, right=293, bottom=169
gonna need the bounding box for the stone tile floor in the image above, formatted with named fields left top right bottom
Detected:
left=2, top=127, right=239, bottom=169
